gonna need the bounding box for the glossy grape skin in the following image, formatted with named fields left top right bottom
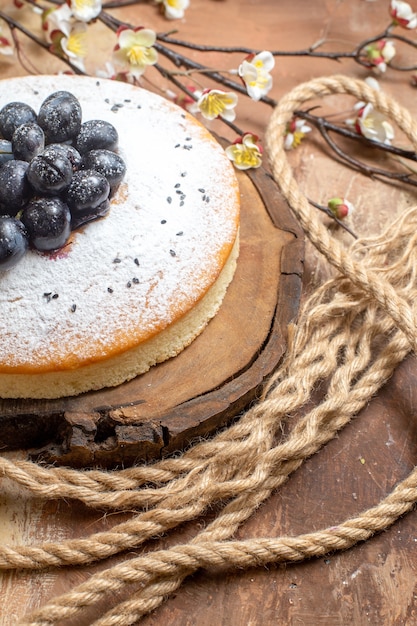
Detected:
left=27, top=151, right=73, bottom=195
left=66, top=169, right=110, bottom=213
left=37, top=91, right=82, bottom=144
left=0, top=160, right=30, bottom=215
left=21, top=197, right=71, bottom=252
left=0, top=102, right=37, bottom=141
left=12, top=122, right=45, bottom=162
left=75, top=120, right=118, bottom=154
left=0, top=139, right=13, bottom=166
left=43, top=143, right=82, bottom=172
left=81, top=149, right=126, bottom=188
left=0, top=216, right=28, bottom=270
left=70, top=198, right=110, bottom=230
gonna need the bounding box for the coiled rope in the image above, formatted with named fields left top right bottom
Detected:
left=1, top=75, right=417, bottom=625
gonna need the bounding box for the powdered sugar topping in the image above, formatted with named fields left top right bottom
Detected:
left=0, top=76, right=239, bottom=371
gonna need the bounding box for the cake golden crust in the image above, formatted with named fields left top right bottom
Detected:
left=0, top=76, right=240, bottom=398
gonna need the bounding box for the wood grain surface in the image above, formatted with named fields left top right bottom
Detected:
left=1, top=1, right=417, bottom=624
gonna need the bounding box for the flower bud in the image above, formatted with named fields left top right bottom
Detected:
left=390, top=0, right=417, bottom=29
left=328, top=197, right=355, bottom=219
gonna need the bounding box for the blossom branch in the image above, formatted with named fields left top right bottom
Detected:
left=98, top=8, right=277, bottom=105
left=301, top=109, right=417, bottom=188
left=157, top=26, right=417, bottom=71
left=2, top=3, right=416, bottom=112
left=154, top=62, right=244, bottom=135
left=355, top=29, right=417, bottom=71
left=295, top=108, right=417, bottom=162
left=2, top=0, right=417, bottom=233
left=308, top=199, right=358, bottom=239
left=0, top=8, right=86, bottom=75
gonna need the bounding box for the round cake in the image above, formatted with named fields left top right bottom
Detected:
left=0, top=75, right=240, bottom=399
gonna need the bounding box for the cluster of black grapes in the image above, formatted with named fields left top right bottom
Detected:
left=0, top=90, right=126, bottom=270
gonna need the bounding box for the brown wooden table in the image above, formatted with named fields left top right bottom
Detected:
left=1, top=1, right=417, bottom=624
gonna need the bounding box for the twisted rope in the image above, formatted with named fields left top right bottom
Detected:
left=1, top=74, right=416, bottom=624
left=266, top=74, right=417, bottom=348
left=20, top=463, right=417, bottom=626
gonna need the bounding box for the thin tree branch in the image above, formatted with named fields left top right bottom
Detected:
left=308, top=199, right=358, bottom=239
left=295, top=109, right=417, bottom=162
left=312, top=118, right=417, bottom=188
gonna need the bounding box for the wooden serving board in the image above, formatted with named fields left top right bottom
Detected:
left=0, top=165, right=303, bottom=467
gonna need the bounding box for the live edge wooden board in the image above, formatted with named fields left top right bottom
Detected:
left=0, top=158, right=304, bottom=467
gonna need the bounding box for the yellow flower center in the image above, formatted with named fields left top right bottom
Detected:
left=73, top=0, right=96, bottom=9
left=291, top=130, right=305, bottom=147
left=249, top=72, right=269, bottom=89
left=127, top=45, right=151, bottom=66
left=361, top=116, right=377, bottom=134
left=203, top=93, right=233, bottom=117
left=66, top=31, right=87, bottom=57
left=232, top=144, right=260, bottom=168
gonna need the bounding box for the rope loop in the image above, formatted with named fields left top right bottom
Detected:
left=266, top=74, right=417, bottom=351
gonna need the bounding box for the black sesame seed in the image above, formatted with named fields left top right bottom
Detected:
left=206, top=196, right=210, bottom=203
left=113, top=257, right=121, bottom=264
left=180, top=201, right=185, bottom=207
left=199, top=188, right=205, bottom=193
left=169, top=249, right=176, bottom=257
left=175, top=144, right=180, bottom=148
left=132, top=277, right=139, bottom=284
left=124, top=99, right=131, bottom=103
left=70, top=304, right=77, bottom=312
left=202, top=195, right=206, bottom=202
left=185, top=137, right=192, bottom=141
left=176, top=190, right=183, bottom=195
left=105, top=98, right=110, bottom=104
left=43, top=292, right=52, bottom=297
left=174, top=183, right=180, bottom=188
left=134, top=258, right=140, bottom=266
left=181, top=172, right=187, bottom=177
left=161, top=219, right=167, bottom=224
left=176, top=231, right=183, bottom=236
left=167, top=197, right=172, bottom=204
left=52, top=293, right=59, bottom=299
left=126, top=281, right=132, bottom=288
left=107, top=287, right=114, bottom=293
